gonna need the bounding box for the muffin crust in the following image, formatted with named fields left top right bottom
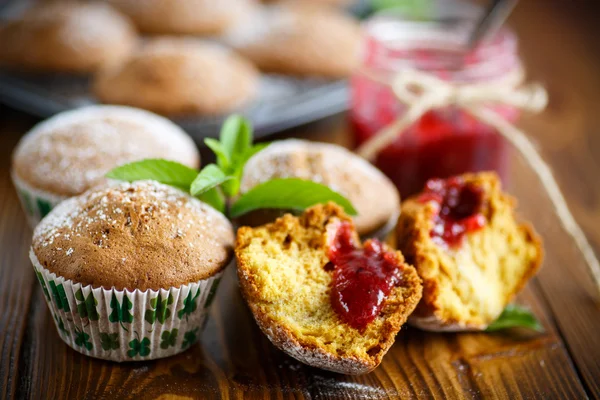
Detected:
left=32, top=181, right=234, bottom=291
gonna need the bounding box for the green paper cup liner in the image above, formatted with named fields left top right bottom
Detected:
left=30, top=248, right=226, bottom=361
left=12, top=171, right=66, bottom=228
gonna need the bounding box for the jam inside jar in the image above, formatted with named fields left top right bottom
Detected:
left=328, top=222, right=403, bottom=330
left=351, top=4, right=521, bottom=198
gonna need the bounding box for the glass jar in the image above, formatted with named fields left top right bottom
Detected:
left=351, top=3, right=521, bottom=197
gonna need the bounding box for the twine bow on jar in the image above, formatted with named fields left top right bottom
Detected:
left=356, top=67, right=548, bottom=160
left=356, top=67, right=600, bottom=297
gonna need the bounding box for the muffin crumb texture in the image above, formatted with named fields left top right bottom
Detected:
left=397, top=172, right=543, bottom=331
left=32, top=181, right=234, bottom=291
left=236, top=204, right=422, bottom=374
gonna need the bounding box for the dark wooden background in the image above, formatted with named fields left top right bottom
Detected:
left=2, top=0, right=600, bottom=399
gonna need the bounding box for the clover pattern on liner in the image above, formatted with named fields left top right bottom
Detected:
left=18, top=189, right=53, bottom=218
left=38, top=272, right=211, bottom=358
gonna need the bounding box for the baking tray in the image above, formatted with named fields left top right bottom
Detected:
left=0, top=0, right=365, bottom=141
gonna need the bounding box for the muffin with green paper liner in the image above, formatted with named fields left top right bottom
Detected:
left=11, top=105, right=199, bottom=228
left=31, top=180, right=234, bottom=361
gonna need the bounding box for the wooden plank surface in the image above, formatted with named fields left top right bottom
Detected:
left=2, top=0, right=600, bottom=399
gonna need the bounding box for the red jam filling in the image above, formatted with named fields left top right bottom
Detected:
left=418, top=177, right=486, bottom=247
left=328, top=222, right=403, bottom=330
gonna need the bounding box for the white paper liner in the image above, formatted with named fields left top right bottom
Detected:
left=11, top=171, right=67, bottom=228
left=30, top=248, right=226, bottom=361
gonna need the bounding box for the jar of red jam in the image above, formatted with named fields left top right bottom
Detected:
left=351, top=4, right=521, bottom=197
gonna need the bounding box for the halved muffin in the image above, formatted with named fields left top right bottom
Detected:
left=396, top=172, right=542, bottom=331
left=236, top=204, right=422, bottom=374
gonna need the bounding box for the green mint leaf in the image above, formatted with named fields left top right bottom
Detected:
left=106, top=159, right=198, bottom=191
left=221, top=177, right=240, bottom=198
left=485, top=304, right=544, bottom=332
left=222, top=143, right=270, bottom=198
left=220, top=115, right=252, bottom=165
left=198, top=188, right=226, bottom=213
left=190, top=164, right=233, bottom=196
left=205, top=138, right=230, bottom=170
left=229, top=178, right=358, bottom=218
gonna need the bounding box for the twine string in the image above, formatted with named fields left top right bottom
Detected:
left=356, top=68, right=600, bottom=296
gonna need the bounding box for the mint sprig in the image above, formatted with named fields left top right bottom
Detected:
left=190, top=164, right=233, bottom=196
left=486, top=304, right=544, bottom=332
left=106, top=115, right=357, bottom=218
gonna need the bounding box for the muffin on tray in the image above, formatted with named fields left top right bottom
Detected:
left=109, top=0, right=253, bottom=36
left=225, top=5, right=361, bottom=78
left=11, top=105, right=199, bottom=227
left=236, top=204, right=422, bottom=374
left=30, top=180, right=234, bottom=361
left=239, top=139, right=400, bottom=238
left=93, top=38, right=259, bottom=116
left=0, top=2, right=136, bottom=73
left=396, top=172, right=543, bottom=331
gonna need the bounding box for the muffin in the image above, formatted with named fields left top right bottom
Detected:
left=396, top=172, right=543, bottom=331
left=239, top=139, right=400, bottom=237
left=11, top=105, right=199, bottom=227
left=93, top=38, right=259, bottom=116
left=236, top=204, right=422, bottom=374
left=225, top=5, right=361, bottom=78
left=0, top=2, right=136, bottom=73
left=109, top=0, right=253, bottom=35
left=30, top=180, right=234, bottom=361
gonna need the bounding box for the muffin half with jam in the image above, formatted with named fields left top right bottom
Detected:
left=31, top=180, right=233, bottom=361
left=235, top=203, right=422, bottom=374
left=396, top=172, right=543, bottom=331
left=11, top=105, right=199, bottom=227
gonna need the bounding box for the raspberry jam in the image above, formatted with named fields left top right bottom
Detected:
left=328, top=222, right=402, bottom=329
left=351, top=9, right=520, bottom=197
left=418, top=177, right=486, bottom=247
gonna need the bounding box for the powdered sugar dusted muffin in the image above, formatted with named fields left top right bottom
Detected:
left=93, top=38, right=259, bottom=116
left=11, top=105, right=199, bottom=226
left=30, top=180, right=234, bottom=361
left=0, top=2, right=136, bottom=73
left=240, top=139, right=400, bottom=237
left=109, top=0, right=254, bottom=35
left=225, top=5, right=361, bottom=78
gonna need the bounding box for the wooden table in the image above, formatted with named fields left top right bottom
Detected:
left=2, top=1, right=600, bottom=399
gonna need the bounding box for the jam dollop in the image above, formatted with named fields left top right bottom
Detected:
left=418, top=177, right=486, bottom=247
left=328, top=222, right=402, bottom=330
